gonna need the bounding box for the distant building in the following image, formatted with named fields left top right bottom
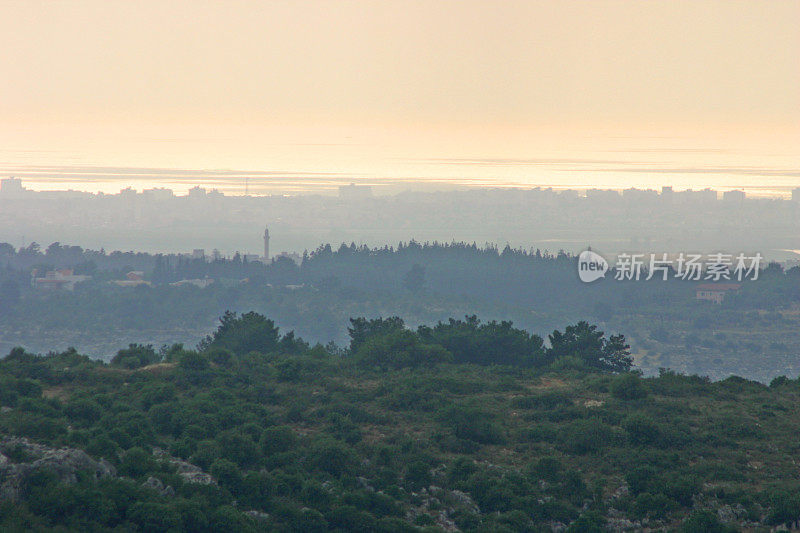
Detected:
left=33, top=269, right=91, bottom=291
left=273, top=251, right=302, bottom=265
left=192, top=249, right=205, bottom=260
left=338, top=183, right=373, bottom=200
left=679, top=188, right=717, bottom=203
left=112, top=271, right=152, bottom=287
left=699, top=188, right=718, bottom=202
left=118, top=187, right=137, bottom=199
left=170, top=278, right=214, bottom=289
left=695, top=283, right=741, bottom=304
left=722, top=190, right=745, bottom=203
left=187, top=186, right=207, bottom=199
left=585, top=189, right=620, bottom=201
left=0, top=177, right=28, bottom=198
left=142, top=188, right=174, bottom=201
left=263, top=227, right=270, bottom=261
left=792, top=187, right=800, bottom=202
left=623, top=188, right=658, bottom=202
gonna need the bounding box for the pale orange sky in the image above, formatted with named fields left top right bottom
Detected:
left=0, top=0, right=798, bottom=194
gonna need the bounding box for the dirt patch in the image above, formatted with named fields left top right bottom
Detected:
left=139, top=362, right=177, bottom=373
left=42, top=386, right=70, bottom=401
left=533, top=377, right=569, bottom=390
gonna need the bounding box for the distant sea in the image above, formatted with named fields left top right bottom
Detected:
left=1, top=162, right=797, bottom=198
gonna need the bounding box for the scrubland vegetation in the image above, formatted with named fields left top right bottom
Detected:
left=2, top=312, right=800, bottom=531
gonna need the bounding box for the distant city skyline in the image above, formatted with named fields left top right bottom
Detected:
left=2, top=175, right=798, bottom=262
left=0, top=159, right=797, bottom=199
left=5, top=174, right=799, bottom=201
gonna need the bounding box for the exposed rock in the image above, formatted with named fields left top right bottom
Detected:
left=142, top=476, right=175, bottom=497
left=179, top=471, right=215, bottom=485
left=716, top=503, right=747, bottom=523
left=406, top=486, right=477, bottom=532
left=606, top=517, right=642, bottom=531
left=356, top=476, right=375, bottom=492
left=436, top=509, right=458, bottom=532
left=0, top=436, right=116, bottom=502
left=605, top=484, right=629, bottom=504
left=449, top=489, right=479, bottom=514
left=151, top=446, right=216, bottom=485
left=245, top=510, right=270, bottom=522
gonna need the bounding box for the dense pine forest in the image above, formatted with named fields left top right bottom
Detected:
left=2, top=241, right=799, bottom=381
left=2, top=312, right=800, bottom=531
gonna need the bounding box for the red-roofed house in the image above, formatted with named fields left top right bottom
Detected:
left=695, top=283, right=741, bottom=304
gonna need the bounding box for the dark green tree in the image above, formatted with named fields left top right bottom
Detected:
left=547, top=321, right=632, bottom=372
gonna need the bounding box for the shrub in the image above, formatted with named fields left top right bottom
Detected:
left=610, top=373, right=648, bottom=400
left=15, top=379, right=43, bottom=398
left=560, top=418, right=616, bottom=454
left=209, top=505, right=257, bottom=533
left=326, top=505, right=378, bottom=531
left=210, top=459, right=244, bottom=494
left=632, top=492, right=679, bottom=519
left=625, top=466, right=658, bottom=495
left=178, top=351, right=209, bottom=372
left=766, top=491, right=800, bottom=526
left=566, top=510, right=606, bottom=532
left=128, top=502, right=183, bottom=531
left=309, top=439, right=357, bottom=477
left=261, top=426, right=297, bottom=455
left=529, top=457, right=563, bottom=482
left=661, top=473, right=702, bottom=507
left=404, top=461, right=432, bottom=491
left=681, top=510, right=736, bottom=532
left=119, top=447, right=155, bottom=478
left=442, top=406, right=505, bottom=445
left=217, top=430, right=259, bottom=467
left=110, top=344, right=160, bottom=369
left=622, top=414, right=663, bottom=447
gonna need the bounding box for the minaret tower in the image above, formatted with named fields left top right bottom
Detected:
left=263, top=226, right=270, bottom=261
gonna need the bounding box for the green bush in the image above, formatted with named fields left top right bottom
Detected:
left=119, top=447, right=156, bottom=478
left=110, top=344, right=160, bottom=369
left=610, top=373, right=648, bottom=400
left=442, top=406, right=505, bottom=445
left=632, top=492, right=679, bottom=519
left=309, top=439, right=357, bottom=477
left=261, top=426, right=297, bottom=455
left=529, top=457, right=564, bottom=482
left=681, top=510, right=737, bottom=532
left=560, top=418, right=616, bottom=454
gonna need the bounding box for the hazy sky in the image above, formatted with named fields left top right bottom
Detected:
left=1, top=0, right=798, bottom=194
